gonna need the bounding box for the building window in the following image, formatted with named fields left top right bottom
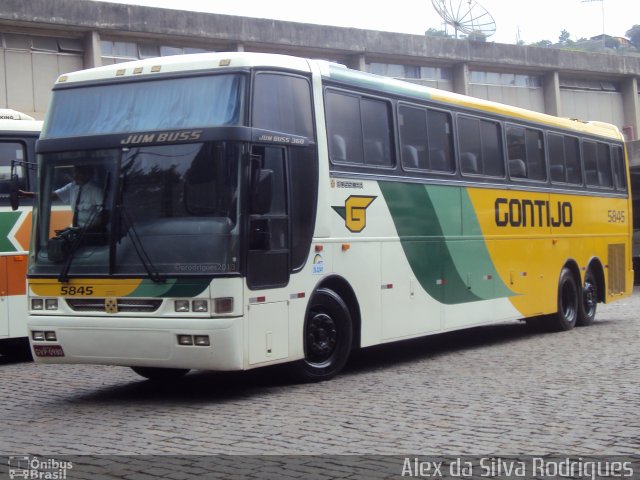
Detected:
left=470, top=71, right=541, bottom=88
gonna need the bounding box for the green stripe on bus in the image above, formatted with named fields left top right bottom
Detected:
left=130, top=278, right=210, bottom=298
left=379, top=181, right=513, bottom=304
left=0, top=211, right=21, bottom=253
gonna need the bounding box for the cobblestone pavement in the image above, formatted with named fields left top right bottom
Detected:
left=0, top=290, right=638, bottom=457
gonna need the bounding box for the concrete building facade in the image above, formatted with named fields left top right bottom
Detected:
left=0, top=0, right=639, bottom=141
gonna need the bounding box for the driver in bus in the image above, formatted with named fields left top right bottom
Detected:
left=20, top=165, right=104, bottom=229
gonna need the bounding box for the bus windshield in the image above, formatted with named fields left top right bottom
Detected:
left=42, top=74, right=245, bottom=139
left=30, top=141, right=241, bottom=278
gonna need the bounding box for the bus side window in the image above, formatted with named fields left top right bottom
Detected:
left=0, top=142, right=27, bottom=197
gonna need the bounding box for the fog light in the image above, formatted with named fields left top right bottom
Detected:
left=194, top=335, right=210, bottom=346
left=174, top=300, right=189, bottom=312
left=177, top=334, right=193, bottom=345
left=45, top=299, right=58, bottom=311
left=214, top=297, right=234, bottom=314
left=192, top=300, right=208, bottom=312
left=32, top=331, right=45, bottom=341
left=31, top=299, right=44, bottom=310
left=45, top=331, right=57, bottom=342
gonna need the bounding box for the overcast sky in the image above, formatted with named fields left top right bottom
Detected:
left=91, top=0, right=638, bottom=45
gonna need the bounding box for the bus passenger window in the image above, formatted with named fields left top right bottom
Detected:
left=426, top=109, right=454, bottom=172
left=583, top=141, right=599, bottom=186
left=612, top=146, right=627, bottom=190
left=0, top=142, right=27, bottom=195
left=596, top=142, right=612, bottom=188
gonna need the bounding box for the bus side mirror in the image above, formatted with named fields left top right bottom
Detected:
left=251, top=168, right=273, bottom=215
left=9, top=173, right=19, bottom=211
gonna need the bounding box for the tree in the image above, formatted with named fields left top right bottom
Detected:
left=626, top=25, right=640, bottom=49
left=425, top=28, right=452, bottom=38
left=558, top=29, right=572, bottom=45
left=531, top=39, right=552, bottom=48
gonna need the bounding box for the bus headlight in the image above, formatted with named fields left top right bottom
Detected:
left=174, top=300, right=189, bottom=312
left=31, top=299, right=44, bottom=310
left=192, top=300, right=208, bottom=312
left=45, top=299, right=58, bottom=311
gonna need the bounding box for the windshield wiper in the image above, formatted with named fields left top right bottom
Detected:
left=57, top=205, right=103, bottom=283
left=58, top=172, right=111, bottom=283
left=118, top=205, right=165, bottom=284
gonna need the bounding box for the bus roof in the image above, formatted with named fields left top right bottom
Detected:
left=54, top=52, right=313, bottom=85
left=0, top=109, right=42, bottom=133
left=53, top=51, right=622, bottom=141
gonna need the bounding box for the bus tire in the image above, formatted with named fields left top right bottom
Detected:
left=293, top=288, right=353, bottom=382
left=577, top=269, right=597, bottom=326
left=131, top=366, right=189, bottom=381
left=548, top=267, right=579, bottom=331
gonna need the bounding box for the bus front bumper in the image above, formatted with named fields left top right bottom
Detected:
left=27, top=315, right=244, bottom=371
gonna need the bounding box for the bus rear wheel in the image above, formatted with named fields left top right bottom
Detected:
left=131, top=366, right=190, bottom=381
left=293, top=288, right=352, bottom=382
left=577, top=269, right=597, bottom=326
left=548, top=267, right=579, bottom=331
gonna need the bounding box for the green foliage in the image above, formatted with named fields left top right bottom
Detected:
left=626, top=25, right=640, bottom=49
left=558, top=29, right=572, bottom=45
left=425, top=28, right=452, bottom=38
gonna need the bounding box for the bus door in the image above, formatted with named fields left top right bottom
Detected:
left=246, top=145, right=291, bottom=365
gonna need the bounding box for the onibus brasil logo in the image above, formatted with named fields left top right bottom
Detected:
left=8, top=456, right=73, bottom=479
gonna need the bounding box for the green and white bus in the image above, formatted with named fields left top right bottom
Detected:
left=24, top=53, right=633, bottom=381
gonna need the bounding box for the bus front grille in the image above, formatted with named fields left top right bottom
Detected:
left=66, top=298, right=163, bottom=313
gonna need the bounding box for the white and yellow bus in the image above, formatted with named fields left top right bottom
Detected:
left=23, top=53, right=632, bottom=381
left=0, top=109, right=41, bottom=357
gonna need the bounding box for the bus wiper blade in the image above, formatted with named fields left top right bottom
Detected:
left=120, top=206, right=165, bottom=284
left=58, top=172, right=111, bottom=283
left=57, top=206, right=102, bottom=283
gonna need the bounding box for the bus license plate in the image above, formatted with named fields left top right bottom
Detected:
left=33, top=345, right=65, bottom=357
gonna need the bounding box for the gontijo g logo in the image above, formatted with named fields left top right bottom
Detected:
left=332, top=195, right=376, bottom=233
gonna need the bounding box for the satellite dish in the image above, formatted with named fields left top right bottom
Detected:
left=431, top=0, right=496, bottom=39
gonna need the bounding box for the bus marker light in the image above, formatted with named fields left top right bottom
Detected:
left=31, top=299, right=44, bottom=310
left=151, top=65, right=161, bottom=73
left=194, top=335, right=210, bottom=346
left=32, top=331, right=45, bottom=341
left=45, top=299, right=58, bottom=310
left=116, top=69, right=126, bottom=76
left=342, top=243, right=350, bottom=251
left=192, top=300, right=209, bottom=313
left=315, top=245, right=323, bottom=252
left=214, top=297, right=234, bottom=313
left=436, top=279, right=447, bottom=285
left=175, top=300, right=190, bottom=312
left=178, top=335, right=193, bottom=346
left=289, top=292, right=305, bottom=300
left=381, top=284, right=393, bottom=290
left=219, top=59, right=231, bottom=66
left=133, top=67, right=143, bottom=74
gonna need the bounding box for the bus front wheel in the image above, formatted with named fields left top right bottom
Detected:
left=131, top=366, right=190, bottom=381
left=294, top=288, right=353, bottom=382
left=548, top=268, right=579, bottom=331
